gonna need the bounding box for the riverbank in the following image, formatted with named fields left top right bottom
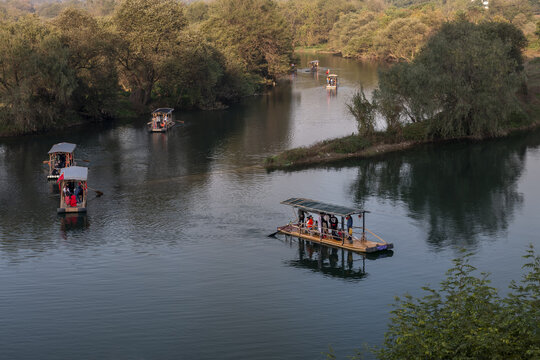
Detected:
left=265, top=57, right=540, bottom=171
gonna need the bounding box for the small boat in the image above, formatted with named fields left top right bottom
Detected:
left=275, top=197, right=393, bottom=253
left=309, top=60, right=319, bottom=72
left=148, top=108, right=175, bottom=132
left=57, top=166, right=88, bottom=214
left=46, top=142, right=76, bottom=180
left=326, top=74, right=338, bottom=90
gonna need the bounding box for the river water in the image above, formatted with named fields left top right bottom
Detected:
left=0, top=53, right=539, bottom=359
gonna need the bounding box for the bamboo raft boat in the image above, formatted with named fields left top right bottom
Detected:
left=309, top=60, right=319, bottom=72
left=326, top=74, right=338, bottom=90
left=57, top=166, right=88, bottom=214
left=148, top=108, right=175, bottom=132
left=45, top=142, right=76, bottom=180
left=276, top=198, right=393, bottom=253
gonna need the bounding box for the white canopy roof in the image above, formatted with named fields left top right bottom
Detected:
left=48, top=142, right=76, bottom=154
left=60, top=166, right=88, bottom=181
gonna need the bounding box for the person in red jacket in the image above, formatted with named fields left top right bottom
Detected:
left=306, top=215, right=314, bottom=233
left=70, top=194, right=77, bottom=207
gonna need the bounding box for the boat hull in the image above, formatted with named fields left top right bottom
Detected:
left=57, top=207, right=87, bottom=214
left=148, top=122, right=175, bottom=132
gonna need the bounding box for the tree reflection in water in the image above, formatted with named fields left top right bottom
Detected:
left=281, top=235, right=394, bottom=281
left=350, top=132, right=540, bottom=248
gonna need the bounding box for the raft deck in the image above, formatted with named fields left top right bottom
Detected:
left=277, top=224, right=392, bottom=253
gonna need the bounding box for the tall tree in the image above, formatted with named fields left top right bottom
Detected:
left=112, top=0, right=186, bottom=108
left=203, top=0, right=293, bottom=81
left=0, top=16, right=77, bottom=132
left=375, top=20, right=527, bottom=138
left=52, top=8, right=118, bottom=119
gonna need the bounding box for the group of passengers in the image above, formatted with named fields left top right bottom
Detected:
left=51, top=154, right=71, bottom=175
left=327, top=77, right=337, bottom=87
left=297, top=209, right=357, bottom=242
left=63, top=182, right=85, bottom=207
left=152, top=114, right=170, bottom=128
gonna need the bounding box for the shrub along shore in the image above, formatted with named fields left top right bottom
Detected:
left=264, top=120, right=540, bottom=171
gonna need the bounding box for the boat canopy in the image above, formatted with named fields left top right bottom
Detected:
left=48, top=142, right=76, bottom=154
left=152, top=108, right=174, bottom=114
left=327, top=74, right=338, bottom=78
left=281, top=197, right=366, bottom=217
left=309, top=60, right=319, bottom=64
left=60, top=166, right=88, bottom=181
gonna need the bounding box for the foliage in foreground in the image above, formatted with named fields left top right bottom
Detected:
left=368, top=246, right=540, bottom=359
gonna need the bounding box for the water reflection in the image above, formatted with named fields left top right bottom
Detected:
left=282, top=236, right=393, bottom=281
left=350, top=133, right=540, bottom=248
left=60, top=214, right=89, bottom=238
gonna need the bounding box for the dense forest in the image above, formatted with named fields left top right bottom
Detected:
left=0, top=0, right=539, bottom=135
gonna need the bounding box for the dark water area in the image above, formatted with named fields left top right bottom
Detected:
left=1, top=53, right=539, bottom=359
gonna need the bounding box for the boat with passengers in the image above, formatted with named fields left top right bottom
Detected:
left=326, top=74, right=338, bottom=90
left=57, top=166, right=88, bottom=214
left=45, top=142, right=76, bottom=180
left=148, top=108, right=175, bottom=132
left=309, top=60, right=319, bottom=72
left=275, top=198, right=393, bottom=253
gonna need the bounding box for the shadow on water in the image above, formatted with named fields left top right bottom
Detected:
left=280, top=235, right=394, bottom=281
left=345, top=131, right=540, bottom=249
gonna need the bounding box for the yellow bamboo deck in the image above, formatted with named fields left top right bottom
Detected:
left=277, top=224, right=392, bottom=253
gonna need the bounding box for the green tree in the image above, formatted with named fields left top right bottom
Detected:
left=328, top=11, right=379, bottom=58
left=375, top=20, right=527, bottom=138
left=347, top=87, right=376, bottom=136
left=374, top=17, right=431, bottom=61
left=373, top=247, right=540, bottom=359
left=203, top=0, right=293, bottom=81
left=112, top=0, right=186, bottom=108
left=52, top=8, right=118, bottom=119
left=279, top=0, right=356, bottom=47
left=0, top=16, right=77, bottom=133
left=155, top=31, right=230, bottom=109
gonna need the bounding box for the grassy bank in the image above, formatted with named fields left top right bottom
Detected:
left=265, top=58, right=540, bottom=171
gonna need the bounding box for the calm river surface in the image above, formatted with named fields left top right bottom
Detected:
left=1, top=53, right=539, bottom=359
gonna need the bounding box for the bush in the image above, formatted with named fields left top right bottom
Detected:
left=402, top=121, right=428, bottom=141
left=372, top=246, right=540, bottom=360
left=326, top=135, right=371, bottom=153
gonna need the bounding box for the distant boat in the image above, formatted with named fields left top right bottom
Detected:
left=45, top=142, right=76, bottom=180
left=148, top=108, right=175, bottom=132
left=309, top=60, right=319, bottom=72
left=326, top=74, right=338, bottom=90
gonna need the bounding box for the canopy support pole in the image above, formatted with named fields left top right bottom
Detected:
left=341, top=216, right=344, bottom=245
left=362, top=211, right=366, bottom=241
